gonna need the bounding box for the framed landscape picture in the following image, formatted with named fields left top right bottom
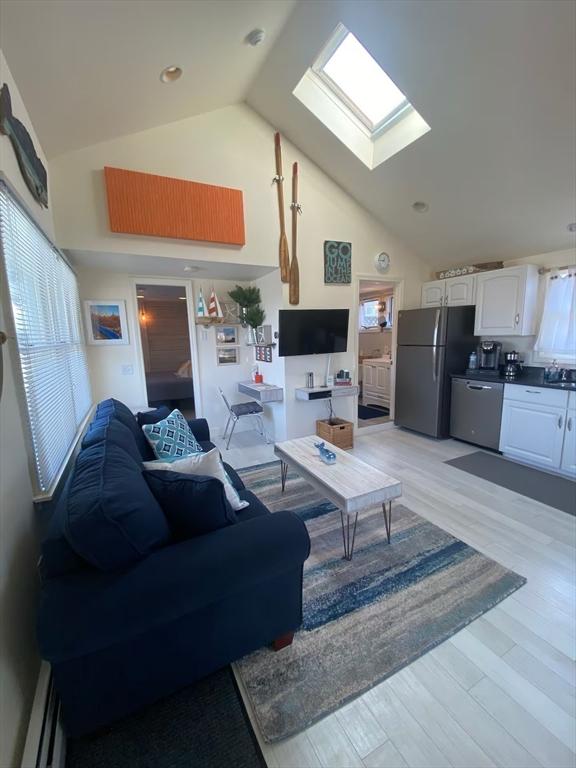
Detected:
left=216, top=347, right=239, bottom=366
left=216, top=325, right=239, bottom=345
left=84, top=300, right=129, bottom=345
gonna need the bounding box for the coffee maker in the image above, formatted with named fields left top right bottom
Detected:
left=504, top=351, right=522, bottom=380
left=478, top=341, right=502, bottom=374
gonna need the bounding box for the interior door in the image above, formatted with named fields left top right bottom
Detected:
left=395, top=345, right=444, bottom=436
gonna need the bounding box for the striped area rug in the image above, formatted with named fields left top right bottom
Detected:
left=235, top=461, right=526, bottom=743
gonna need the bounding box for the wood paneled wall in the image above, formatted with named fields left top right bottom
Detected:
left=139, top=300, right=191, bottom=373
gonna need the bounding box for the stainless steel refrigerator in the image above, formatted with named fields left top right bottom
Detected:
left=394, top=306, right=477, bottom=438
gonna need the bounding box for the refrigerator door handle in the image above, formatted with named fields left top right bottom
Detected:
left=432, top=346, right=438, bottom=383
left=432, top=309, right=441, bottom=346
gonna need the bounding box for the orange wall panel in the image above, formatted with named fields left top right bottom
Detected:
left=104, top=166, right=245, bottom=246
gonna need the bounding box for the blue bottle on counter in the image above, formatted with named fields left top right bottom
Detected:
left=468, top=351, right=478, bottom=370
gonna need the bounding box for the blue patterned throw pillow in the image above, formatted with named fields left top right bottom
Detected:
left=142, top=409, right=203, bottom=461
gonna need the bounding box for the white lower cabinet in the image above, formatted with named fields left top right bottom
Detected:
left=560, top=396, right=576, bottom=477
left=499, top=384, right=574, bottom=475
left=499, top=401, right=566, bottom=470
left=363, top=362, right=391, bottom=407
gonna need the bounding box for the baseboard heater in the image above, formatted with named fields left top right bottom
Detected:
left=21, top=662, right=65, bottom=768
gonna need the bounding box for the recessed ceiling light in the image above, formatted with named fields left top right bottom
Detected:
left=568, top=222, right=576, bottom=232
left=137, top=294, right=145, bottom=299
left=160, top=66, right=182, bottom=84
left=412, top=201, right=429, bottom=213
left=178, top=296, right=187, bottom=300
left=245, top=28, right=266, bottom=46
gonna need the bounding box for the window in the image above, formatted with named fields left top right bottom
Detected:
left=316, top=28, right=408, bottom=134
left=359, top=299, right=380, bottom=329
left=293, top=24, right=430, bottom=170
left=534, top=269, right=576, bottom=362
left=0, top=183, right=92, bottom=495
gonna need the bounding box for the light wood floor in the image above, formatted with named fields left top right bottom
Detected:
left=235, top=428, right=576, bottom=768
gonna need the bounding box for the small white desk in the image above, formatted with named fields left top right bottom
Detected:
left=237, top=381, right=284, bottom=403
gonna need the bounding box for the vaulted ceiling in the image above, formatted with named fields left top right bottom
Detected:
left=1, top=0, right=574, bottom=266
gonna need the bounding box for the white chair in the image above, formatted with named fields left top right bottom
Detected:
left=218, top=387, right=268, bottom=449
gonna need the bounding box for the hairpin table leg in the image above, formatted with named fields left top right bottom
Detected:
left=281, top=460, right=288, bottom=492
left=340, top=510, right=359, bottom=561
left=382, top=501, right=392, bottom=543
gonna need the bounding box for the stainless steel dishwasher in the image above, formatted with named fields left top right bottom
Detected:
left=450, top=378, right=504, bottom=450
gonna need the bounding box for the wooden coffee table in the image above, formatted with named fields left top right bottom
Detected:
left=274, top=435, right=402, bottom=561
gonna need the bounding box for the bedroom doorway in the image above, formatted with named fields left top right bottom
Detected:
left=136, top=283, right=196, bottom=418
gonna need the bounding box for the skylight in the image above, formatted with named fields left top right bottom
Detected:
left=319, top=31, right=407, bottom=132
left=293, top=24, right=430, bottom=170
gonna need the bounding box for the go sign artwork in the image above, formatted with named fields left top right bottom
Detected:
left=324, top=240, right=352, bottom=284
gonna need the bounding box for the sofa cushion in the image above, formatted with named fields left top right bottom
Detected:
left=96, top=398, right=155, bottom=460
left=66, top=441, right=171, bottom=571
left=82, top=416, right=142, bottom=464
left=40, top=482, right=87, bottom=579
left=142, top=408, right=203, bottom=461
left=136, top=406, right=171, bottom=428
left=143, top=449, right=248, bottom=512
left=144, top=470, right=236, bottom=539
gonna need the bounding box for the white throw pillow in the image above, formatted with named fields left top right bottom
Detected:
left=143, top=448, right=249, bottom=511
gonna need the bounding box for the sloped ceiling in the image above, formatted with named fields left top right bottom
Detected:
left=1, top=0, right=574, bottom=266
left=247, top=0, right=576, bottom=265
left=0, top=0, right=296, bottom=157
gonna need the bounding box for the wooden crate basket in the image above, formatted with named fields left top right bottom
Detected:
left=316, top=418, right=353, bottom=450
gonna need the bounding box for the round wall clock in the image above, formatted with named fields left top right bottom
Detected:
left=375, top=252, right=391, bottom=273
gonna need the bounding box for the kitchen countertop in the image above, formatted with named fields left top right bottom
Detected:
left=451, top=367, right=576, bottom=391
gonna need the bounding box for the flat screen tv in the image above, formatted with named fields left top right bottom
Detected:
left=278, top=309, right=349, bottom=357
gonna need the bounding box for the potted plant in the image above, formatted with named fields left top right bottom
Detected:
left=228, top=286, right=265, bottom=344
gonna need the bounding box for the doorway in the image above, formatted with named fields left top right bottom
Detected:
left=357, top=279, right=397, bottom=429
left=136, top=283, right=196, bottom=418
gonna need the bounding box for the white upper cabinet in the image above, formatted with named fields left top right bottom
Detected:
left=421, top=280, right=445, bottom=307
left=421, top=275, right=475, bottom=307
left=474, top=265, right=538, bottom=336
left=445, top=275, right=476, bottom=306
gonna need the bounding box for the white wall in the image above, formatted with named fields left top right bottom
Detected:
left=254, top=270, right=286, bottom=442
left=0, top=48, right=48, bottom=768
left=50, top=103, right=429, bottom=439
left=192, top=279, right=254, bottom=436
left=0, top=51, right=54, bottom=241
left=76, top=270, right=256, bottom=434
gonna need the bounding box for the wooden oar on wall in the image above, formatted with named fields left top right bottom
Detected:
left=289, top=161, right=300, bottom=305
left=273, top=132, right=290, bottom=283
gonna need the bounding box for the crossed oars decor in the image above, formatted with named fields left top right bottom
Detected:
left=289, top=161, right=301, bottom=305
left=273, top=132, right=290, bottom=283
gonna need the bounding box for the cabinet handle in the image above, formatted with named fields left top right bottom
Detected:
left=558, top=416, right=563, bottom=429
left=515, top=313, right=520, bottom=325
left=568, top=417, right=573, bottom=432
left=525, top=389, right=541, bottom=394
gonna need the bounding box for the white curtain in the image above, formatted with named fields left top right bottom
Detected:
left=534, top=270, right=576, bottom=359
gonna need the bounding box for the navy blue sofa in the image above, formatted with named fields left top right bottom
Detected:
left=37, top=399, right=310, bottom=737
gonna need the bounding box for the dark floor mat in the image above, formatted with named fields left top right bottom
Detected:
left=446, top=451, right=575, bottom=516
left=358, top=404, right=390, bottom=420
left=66, top=667, right=266, bottom=768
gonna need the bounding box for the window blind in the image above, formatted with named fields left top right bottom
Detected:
left=0, top=183, right=92, bottom=494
